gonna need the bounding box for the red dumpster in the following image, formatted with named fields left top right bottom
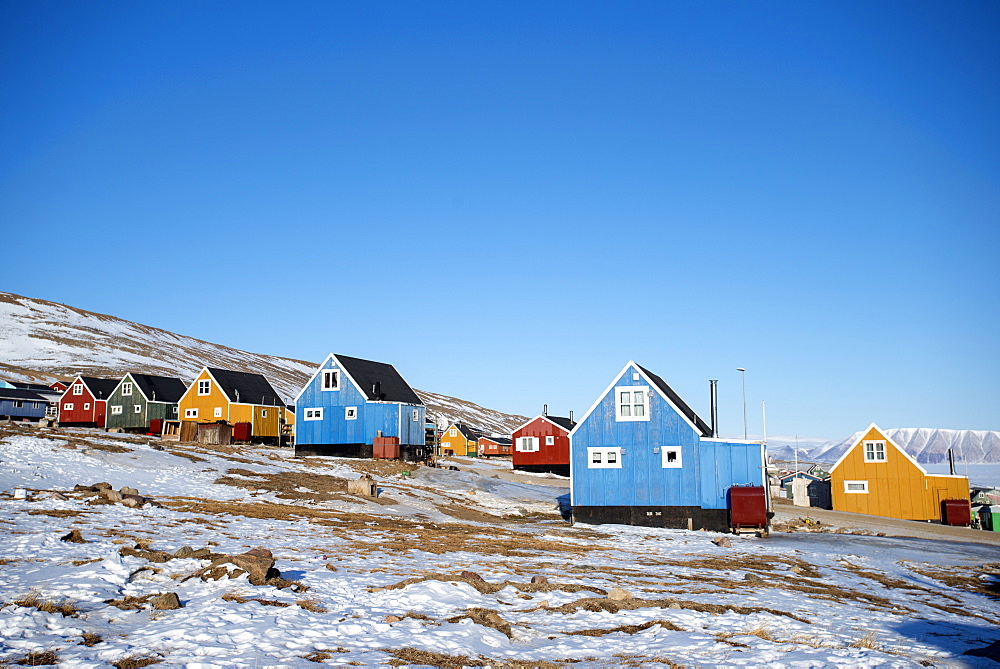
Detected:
left=941, top=499, right=971, bottom=526
left=373, top=436, right=400, bottom=459
left=232, top=422, right=252, bottom=442
left=728, top=485, right=768, bottom=533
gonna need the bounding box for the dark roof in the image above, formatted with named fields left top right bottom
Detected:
left=453, top=422, right=484, bottom=440
left=128, top=373, right=187, bottom=403
left=205, top=368, right=285, bottom=407
left=0, top=388, right=47, bottom=402
left=480, top=436, right=512, bottom=445
left=544, top=415, right=576, bottom=431
left=636, top=365, right=713, bottom=438
left=10, top=382, right=53, bottom=392
left=334, top=354, right=422, bottom=405
left=78, top=377, right=119, bottom=400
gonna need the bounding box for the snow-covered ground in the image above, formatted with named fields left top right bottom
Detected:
left=1, top=423, right=998, bottom=667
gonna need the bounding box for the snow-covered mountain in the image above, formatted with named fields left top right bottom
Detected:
left=810, top=427, right=1000, bottom=466
left=0, top=292, right=526, bottom=436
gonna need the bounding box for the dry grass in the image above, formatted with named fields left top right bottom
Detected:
left=545, top=595, right=812, bottom=624
left=86, top=441, right=132, bottom=453
left=80, top=632, right=103, bottom=646
left=374, top=573, right=606, bottom=596
left=10, top=592, right=78, bottom=617
left=904, top=562, right=1000, bottom=599
left=105, top=595, right=156, bottom=611
left=850, top=631, right=882, bottom=650
left=446, top=607, right=514, bottom=638
left=221, top=592, right=290, bottom=608
left=214, top=469, right=350, bottom=502
left=384, top=648, right=485, bottom=667
left=743, top=623, right=775, bottom=641
left=566, top=619, right=684, bottom=636
left=15, top=651, right=60, bottom=665
left=296, top=598, right=328, bottom=613
left=111, top=656, right=162, bottom=668
left=28, top=509, right=89, bottom=518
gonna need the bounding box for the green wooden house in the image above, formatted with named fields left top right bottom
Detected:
left=106, top=373, right=187, bottom=431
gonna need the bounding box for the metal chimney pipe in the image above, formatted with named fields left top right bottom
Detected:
left=709, top=380, right=718, bottom=438
left=569, top=410, right=574, bottom=422
left=948, top=448, right=956, bottom=475
left=543, top=404, right=548, bottom=416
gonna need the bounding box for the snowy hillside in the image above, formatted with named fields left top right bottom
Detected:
left=807, top=427, right=1000, bottom=465
left=1, top=425, right=998, bottom=666
left=0, top=292, right=526, bottom=435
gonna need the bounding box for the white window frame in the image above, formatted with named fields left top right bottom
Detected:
left=121, top=383, right=132, bottom=396
left=83, top=403, right=90, bottom=411
left=12, top=400, right=23, bottom=408
left=198, top=380, right=211, bottom=396
left=185, top=408, right=198, bottom=418
left=844, top=480, right=869, bottom=493
left=545, top=435, right=555, bottom=446
left=73, top=384, right=83, bottom=395
left=111, top=405, right=123, bottom=415
left=661, top=446, right=683, bottom=468
left=214, top=407, right=222, bottom=418
left=134, top=405, right=141, bottom=414
left=64, top=403, right=74, bottom=411
left=516, top=436, right=539, bottom=452
left=171, top=406, right=178, bottom=415
left=588, top=447, right=622, bottom=469
left=261, top=409, right=268, bottom=418
left=614, top=386, right=650, bottom=422
left=345, top=407, right=358, bottom=420
left=863, top=440, right=886, bottom=463
left=303, top=408, right=324, bottom=421
left=322, top=369, right=340, bottom=391
left=412, top=409, right=420, bottom=421
left=449, top=428, right=457, bottom=437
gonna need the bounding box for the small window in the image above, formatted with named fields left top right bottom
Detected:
left=587, top=447, right=623, bottom=469
left=73, top=384, right=83, bottom=395
left=185, top=408, right=198, bottom=418
left=304, top=408, right=324, bottom=421
left=615, top=386, right=649, bottom=422
left=64, top=403, right=74, bottom=411
left=545, top=436, right=554, bottom=446
left=12, top=400, right=23, bottom=408
left=345, top=407, right=357, bottom=420
left=171, top=406, right=178, bottom=414
left=214, top=407, right=222, bottom=418
left=412, top=409, right=420, bottom=421
left=198, top=380, right=211, bottom=396
left=662, top=447, right=683, bottom=469
left=262, top=409, right=268, bottom=418
left=516, top=436, right=539, bottom=452
left=84, top=403, right=90, bottom=410
left=845, top=480, right=869, bottom=493
left=121, top=383, right=133, bottom=396
left=322, top=369, right=340, bottom=391
left=449, top=428, right=457, bottom=437
left=863, top=440, right=886, bottom=462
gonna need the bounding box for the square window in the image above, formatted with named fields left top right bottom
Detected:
left=214, top=407, right=222, bottom=418
left=863, top=441, right=886, bottom=462
left=171, top=406, right=178, bottom=414
left=122, top=383, right=132, bottom=396
left=134, top=405, right=142, bottom=414
left=662, top=447, right=683, bottom=468
left=84, top=403, right=90, bottom=410
left=304, top=408, right=324, bottom=421
left=615, top=386, right=650, bottom=422
left=73, top=384, right=83, bottom=395
left=449, top=428, right=457, bottom=436
left=185, top=408, right=198, bottom=418
left=345, top=407, right=358, bottom=420
left=545, top=435, right=554, bottom=445
left=198, top=380, right=211, bottom=396
left=322, top=369, right=340, bottom=391
left=845, top=480, right=869, bottom=493
left=64, top=403, right=74, bottom=411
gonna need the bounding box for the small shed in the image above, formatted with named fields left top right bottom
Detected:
left=197, top=422, right=233, bottom=445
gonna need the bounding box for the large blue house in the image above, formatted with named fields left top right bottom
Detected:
left=570, top=361, right=767, bottom=532
left=294, top=354, right=426, bottom=459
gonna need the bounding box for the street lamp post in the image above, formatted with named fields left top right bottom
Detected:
left=736, top=368, right=747, bottom=440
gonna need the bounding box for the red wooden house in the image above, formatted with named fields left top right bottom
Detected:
left=58, top=376, right=118, bottom=427
left=512, top=411, right=576, bottom=476
left=478, top=435, right=512, bottom=457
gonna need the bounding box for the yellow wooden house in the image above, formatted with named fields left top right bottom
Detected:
left=829, top=423, right=969, bottom=522
left=177, top=367, right=286, bottom=440
left=438, top=422, right=481, bottom=456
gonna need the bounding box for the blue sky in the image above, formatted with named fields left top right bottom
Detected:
left=2, top=1, right=997, bottom=441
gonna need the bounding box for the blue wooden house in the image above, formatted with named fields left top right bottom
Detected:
left=0, top=387, right=49, bottom=420
left=569, top=361, right=767, bottom=532
left=294, top=354, right=426, bottom=459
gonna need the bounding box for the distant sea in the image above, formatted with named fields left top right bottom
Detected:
left=924, top=463, right=1000, bottom=488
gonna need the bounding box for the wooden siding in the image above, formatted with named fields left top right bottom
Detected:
left=105, top=374, right=180, bottom=430
left=830, top=425, right=969, bottom=521
left=512, top=417, right=570, bottom=468
left=58, top=380, right=107, bottom=426
left=295, top=358, right=425, bottom=446
left=177, top=369, right=280, bottom=438
left=0, top=399, right=47, bottom=419
left=571, top=363, right=765, bottom=510
left=439, top=426, right=475, bottom=456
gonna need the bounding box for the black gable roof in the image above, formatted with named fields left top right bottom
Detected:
left=80, top=377, right=119, bottom=400
left=129, top=374, right=187, bottom=403
left=334, top=354, right=422, bottom=405
left=0, top=388, right=47, bottom=402
left=206, top=368, right=285, bottom=407
left=453, top=422, right=484, bottom=439
left=481, top=435, right=512, bottom=446
left=636, top=365, right=713, bottom=438
left=10, top=382, right=52, bottom=392
left=544, top=415, right=576, bottom=431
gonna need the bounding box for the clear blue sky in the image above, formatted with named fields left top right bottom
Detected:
left=2, top=0, right=997, bottom=441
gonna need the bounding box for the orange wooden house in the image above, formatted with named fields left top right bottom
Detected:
left=829, top=423, right=969, bottom=522
left=478, top=435, right=512, bottom=457
left=177, top=367, right=286, bottom=441
left=438, top=422, right=481, bottom=456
